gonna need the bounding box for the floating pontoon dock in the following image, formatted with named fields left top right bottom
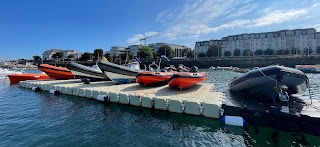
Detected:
left=19, top=80, right=225, bottom=118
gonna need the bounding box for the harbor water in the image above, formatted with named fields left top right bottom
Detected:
left=1, top=69, right=320, bottom=146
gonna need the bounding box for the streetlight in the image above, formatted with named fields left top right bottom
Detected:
left=304, top=46, right=309, bottom=57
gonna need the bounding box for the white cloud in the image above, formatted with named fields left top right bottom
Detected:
left=250, top=9, right=308, bottom=27
left=126, top=0, right=318, bottom=47
left=312, top=3, right=320, bottom=8
left=158, top=0, right=253, bottom=40
left=314, top=24, right=320, bottom=31
left=126, top=32, right=159, bottom=45
left=158, top=0, right=311, bottom=41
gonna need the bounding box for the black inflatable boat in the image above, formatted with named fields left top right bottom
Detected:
left=97, top=60, right=141, bottom=84
left=229, top=65, right=309, bottom=101
left=66, top=62, right=108, bottom=81
left=222, top=91, right=320, bottom=136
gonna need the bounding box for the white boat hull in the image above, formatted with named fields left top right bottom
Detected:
left=70, top=70, right=104, bottom=79
left=0, top=71, right=23, bottom=78
left=104, top=71, right=136, bottom=84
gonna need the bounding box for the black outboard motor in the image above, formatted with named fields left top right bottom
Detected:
left=189, top=66, right=199, bottom=73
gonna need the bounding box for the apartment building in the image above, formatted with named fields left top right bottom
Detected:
left=195, top=28, right=320, bottom=56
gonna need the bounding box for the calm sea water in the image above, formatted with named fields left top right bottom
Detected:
left=1, top=70, right=320, bottom=146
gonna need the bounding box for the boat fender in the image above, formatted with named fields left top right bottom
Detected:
left=138, top=96, right=142, bottom=103
left=165, top=99, right=170, bottom=107
left=180, top=100, right=185, bottom=111
left=126, top=95, right=130, bottom=103
left=97, top=95, right=109, bottom=102
left=221, top=116, right=246, bottom=127
left=151, top=99, right=155, bottom=109
left=199, top=105, right=204, bottom=114
left=49, top=89, right=56, bottom=94
left=220, top=108, right=225, bottom=116
left=34, top=87, right=42, bottom=93
left=54, top=90, right=60, bottom=96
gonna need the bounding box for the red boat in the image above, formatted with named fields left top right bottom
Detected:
left=38, top=64, right=75, bottom=80
left=168, top=71, right=208, bottom=90
left=136, top=71, right=174, bottom=86
left=8, top=73, right=51, bottom=85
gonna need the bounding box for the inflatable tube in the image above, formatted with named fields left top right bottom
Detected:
left=97, top=95, right=109, bottom=102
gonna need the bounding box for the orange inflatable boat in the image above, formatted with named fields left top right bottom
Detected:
left=38, top=64, right=75, bottom=80
left=168, top=66, right=208, bottom=89
left=136, top=71, right=174, bottom=86
left=8, top=73, right=51, bottom=85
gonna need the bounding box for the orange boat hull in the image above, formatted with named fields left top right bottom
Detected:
left=168, top=72, right=208, bottom=89
left=8, top=73, right=51, bottom=85
left=136, top=72, right=174, bottom=86
left=39, top=64, right=74, bottom=80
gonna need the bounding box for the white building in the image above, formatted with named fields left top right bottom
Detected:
left=108, top=46, right=129, bottom=56
left=148, top=43, right=190, bottom=57
left=63, top=50, right=78, bottom=59
left=42, top=49, right=78, bottom=60
left=195, top=28, right=320, bottom=56
left=128, top=45, right=140, bottom=56
left=109, top=43, right=191, bottom=58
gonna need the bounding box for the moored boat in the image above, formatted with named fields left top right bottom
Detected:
left=229, top=65, right=309, bottom=101
left=7, top=73, right=51, bottom=85
left=232, top=67, right=249, bottom=73
left=168, top=66, right=208, bottom=89
left=98, top=60, right=141, bottom=84
left=66, top=62, right=107, bottom=81
left=216, top=66, right=233, bottom=70
left=136, top=71, right=174, bottom=86
left=295, top=64, right=320, bottom=73
left=0, top=68, right=23, bottom=78
left=38, top=64, right=75, bottom=80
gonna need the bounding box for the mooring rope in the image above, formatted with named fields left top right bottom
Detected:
left=256, top=67, right=277, bottom=82
left=2, top=75, right=8, bottom=83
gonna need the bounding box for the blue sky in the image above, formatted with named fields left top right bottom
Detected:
left=1, top=0, right=320, bottom=60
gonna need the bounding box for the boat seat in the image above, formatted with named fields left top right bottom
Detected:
left=189, top=66, right=199, bottom=73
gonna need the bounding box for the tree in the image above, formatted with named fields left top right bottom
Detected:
left=157, top=45, right=174, bottom=58
left=182, top=48, right=194, bottom=58
left=292, top=48, right=301, bottom=55
left=224, top=51, right=231, bottom=56
left=243, top=49, right=253, bottom=56
left=137, top=46, right=153, bottom=59
left=283, top=49, right=291, bottom=55
left=113, top=54, right=118, bottom=62
left=93, top=49, right=104, bottom=59
left=233, top=49, right=241, bottom=56
left=80, top=52, right=92, bottom=61
left=276, top=49, right=284, bottom=55
left=303, top=47, right=313, bottom=55
left=264, top=49, right=274, bottom=55
left=51, top=52, right=63, bottom=60
left=104, top=53, right=113, bottom=61
left=33, top=55, right=41, bottom=61
left=317, top=46, right=320, bottom=54
left=67, top=54, right=74, bottom=60
left=207, top=45, right=222, bottom=57
left=186, top=49, right=194, bottom=58
left=254, top=49, right=263, bottom=55
left=198, top=53, right=206, bottom=57
left=153, top=52, right=158, bottom=59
